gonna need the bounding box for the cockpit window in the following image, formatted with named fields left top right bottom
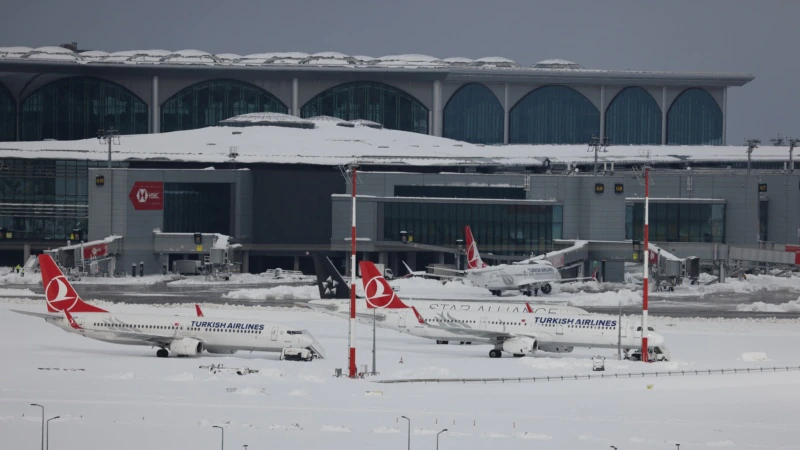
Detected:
left=636, top=326, right=655, bottom=331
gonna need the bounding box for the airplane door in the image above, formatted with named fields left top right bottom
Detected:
left=480, top=317, right=488, bottom=330
left=556, top=323, right=564, bottom=335
left=271, top=327, right=278, bottom=341
left=398, top=312, right=406, bottom=328
left=621, top=323, right=627, bottom=338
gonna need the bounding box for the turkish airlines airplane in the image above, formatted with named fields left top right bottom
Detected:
left=308, top=254, right=588, bottom=330
left=460, top=225, right=590, bottom=296
left=12, top=255, right=326, bottom=359
left=359, top=261, right=666, bottom=359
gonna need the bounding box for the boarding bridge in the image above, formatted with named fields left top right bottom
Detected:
left=153, top=231, right=243, bottom=279
left=44, top=236, right=124, bottom=278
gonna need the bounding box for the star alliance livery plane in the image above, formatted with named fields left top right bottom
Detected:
left=359, top=261, right=667, bottom=359
left=12, top=254, right=326, bottom=359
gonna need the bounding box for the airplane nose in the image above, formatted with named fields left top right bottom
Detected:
left=651, top=332, right=665, bottom=346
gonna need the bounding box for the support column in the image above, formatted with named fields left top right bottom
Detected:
left=503, top=83, right=510, bottom=144
left=661, top=86, right=667, bottom=145
left=437, top=252, right=445, bottom=264
left=722, top=87, right=728, bottom=145
left=599, top=85, right=606, bottom=141
left=151, top=76, right=159, bottom=133
left=407, top=251, right=417, bottom=270
left=15, top=99, right=21, bottom=141
left=242, top=251, right=250, bottom=273
left=432, top=80, right=442, bottom=136
left=23, top=244, right=31, bottom=264
left=292, top=78, right=299, bottom=117
left=293, top=255, right=300, bottom=271
left=378, top=251, right=388, bottom=265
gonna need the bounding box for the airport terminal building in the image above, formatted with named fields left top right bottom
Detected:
left=4, top=44, right=796, bottom=281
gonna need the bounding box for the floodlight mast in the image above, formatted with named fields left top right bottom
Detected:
left=745, top=139, right=760, bottom=175
left=349, top=164, right=358, bottom=379
left=642, top=166, right=650, bottom=363
left=588, top=135, right=609, bottom=176
left=97, top=128, right=120, bottom=169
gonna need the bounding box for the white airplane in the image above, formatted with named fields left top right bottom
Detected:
left=12, top=254, right=326, bottom=359
left=358, top=261, right=667, bottom=359
left=460, top=225, right=591, bottom=297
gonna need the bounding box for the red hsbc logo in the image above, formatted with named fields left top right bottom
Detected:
left=82, top=243, right=109, bottom=259
left=129, top=182, right=164, bottom=211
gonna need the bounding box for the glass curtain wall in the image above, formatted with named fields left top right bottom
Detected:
left=164, top=183, right=232, bottom=235
left=625, top=202, right=725, bottom=243
left=0, top=158, right=125, bottom=240
left=301, top=82, right=428, bottom=134
left=604, top=87, right=662, bottom=145
left=0, top=82, right=14, bottom=141
left=509, top=86, right=599, bottom=144
left=394, top=185, right=525, bottom=199
left=442, top=83, right=504, bottom=144
left=21, top=77, right=148, bottom=141
left=161, top=80, right=287, bottom=132
left=666, top=88, right=722, bottom=145
left=383, top=202, right=562, bottom=254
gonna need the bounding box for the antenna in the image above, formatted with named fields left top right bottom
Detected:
left=97, top=128, right=120, bottom=169
left=770, top=134, right=784, bottom=146
left=587, top=135, right=610, bottom=176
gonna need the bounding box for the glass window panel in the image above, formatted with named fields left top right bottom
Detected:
left=667, top=88, right=723, bottom=145
left=605, top=87, right=661, bottom=145
left=510, top=86, right=600, bottom=144
left=0, top=82, right=15, bottom=141
left=443, top=83, right=503, bottom=144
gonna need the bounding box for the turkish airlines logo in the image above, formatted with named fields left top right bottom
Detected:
left=45, top=275, right=78, bottom=312
left=364, top=276, right=396, bottom=308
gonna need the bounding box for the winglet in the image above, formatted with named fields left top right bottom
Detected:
left=195, top=304, right=204, bottom=317
left=464, top=225, right=488, bottom=270
left=39, top=254, right=107, bottom=313
left=359, top=261, right=410, bottom=309
left=525, top=302, right=533, bottom=313
left=402, top=261, right=415, bottom=278
left=63, top=309, right=81, bottom=330
left=410, top=306, right=425, bottom=324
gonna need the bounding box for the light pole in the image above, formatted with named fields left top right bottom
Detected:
left=745, top=138, right=760, bottom=175
left=212, top=425, right=224, bottom=450
left=30, top=403, right=44, bottom=450
left=46, top=416, right=60, bottom=450
left=243, top=445, right=248, bottom=450
left=400, top=416, right=410, bottom=450
left=588, top=135, right=609, bottom=176
left=436, top=429, right=448, bottom=450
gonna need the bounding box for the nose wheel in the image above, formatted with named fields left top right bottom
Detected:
left=489, top=349, right=502, bottom=358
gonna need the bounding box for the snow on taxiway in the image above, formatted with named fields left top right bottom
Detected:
left=1, top=297, right=800, bottom=449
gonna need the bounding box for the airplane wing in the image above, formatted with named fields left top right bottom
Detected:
left=11, top=309, right=61, bottom=320
left=97, top=328, right=179, bottom=347
left=424, top=324, right=550, bottom=343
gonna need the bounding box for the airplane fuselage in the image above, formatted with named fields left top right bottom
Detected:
left=466, top=262, right=561, bottom=292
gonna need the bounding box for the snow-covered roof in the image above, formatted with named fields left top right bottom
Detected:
left=218, top=112, right=315, bottom=128
left=0, top=46, right=754, bottom=84
left=0, top=122, right=792, bottom=169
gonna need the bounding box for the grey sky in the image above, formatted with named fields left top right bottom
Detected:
left=2, top=0, right=797, bottom=145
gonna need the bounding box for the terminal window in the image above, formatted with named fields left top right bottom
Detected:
left=394, top=185, right=526, bottom=200
left=382, top=202, right=562, bottom=254
left=164, top=183, right=231, bottom=235
left=625, top=202, right=725, bottom=243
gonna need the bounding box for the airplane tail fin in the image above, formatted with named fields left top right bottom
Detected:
left=311, top=253, right=351, bottom=299
left=464, top=225, right=487, bottom=270
left=359, top=261, right=409, bottom=309
left=195, top=304, right=204, bottom=317
left=39, top=254, right=107, bottom=313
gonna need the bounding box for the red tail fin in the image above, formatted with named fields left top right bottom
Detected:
left=39, top=254, right=107, bottom=313
left=195, top=304, right=204, bottom=317
left=465, top=225, right=487, bottom=270
left=359, top=261, right=409, bottom=309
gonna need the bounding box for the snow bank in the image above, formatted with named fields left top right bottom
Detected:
left=516, top=432, right=552, bottom=440
left=740, top=352, right=769, bottom=362
left=0, top=268, right=40, bottom=285
left=222, top=285, right=320, bottom=301
left=288, top=388, right=309, bottom=397
left=0, top=288, right=37, bottom=297
left=736, top=299, right=800, bottom=313
left=372, top=426, right=400, bottom=434
left=321, top=425, right=351, bottom=432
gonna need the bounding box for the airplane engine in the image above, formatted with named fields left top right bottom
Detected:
left=502, top=337, right=537, bottom=355
left=205, top=347, right=237, bottom=355
left=168, top=338, right=204, bottom=356
left=538, top=344, right=574, bottom=353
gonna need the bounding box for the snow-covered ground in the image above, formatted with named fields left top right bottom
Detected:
left=2, top=296, right=800, bottom=449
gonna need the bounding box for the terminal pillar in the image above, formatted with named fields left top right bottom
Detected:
left=293, top=255, right=300, bottom=271
left=23, top=244, right=31, bottom=265
left=242, top=251, right=249, bottom=274
left=151, top=75, right=159, bottom=133
left=378, top=251, right=388, bottom=266
left=437, top=252, right=445, bottom=265
left=408, top=252, right=417, bottom=270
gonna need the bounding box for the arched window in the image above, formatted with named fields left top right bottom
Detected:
left=21, top=77, right=147, bottom=141
left=0, top=82, right=14, bottom=141
left=667, top=88, right=722, bottom=145
left=605, top=87, right=661, bottom=145
left=509, top=86, right=599, bottom=144
left=161, top=80, right=287, bottom=132
left=443, top=83, right=503, bottom=144
left=301, top=81, right=428, bottom=134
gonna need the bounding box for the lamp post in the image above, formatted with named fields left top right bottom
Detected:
left=436, top=429, right=448, bottom=450
left=30, top=403, right=44, bottom=450
left=243, top=445, right=248, bottom=450
left=400, top=416, right=410, bottom=450
left=46, top=416, right=60, bottom=450
left=212, top=425, right=224, bottom=450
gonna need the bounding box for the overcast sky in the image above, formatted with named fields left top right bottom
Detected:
left=1, top=0, right=797, bottom=145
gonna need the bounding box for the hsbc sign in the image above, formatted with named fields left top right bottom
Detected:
left=129, top=181, right=164, bottom=211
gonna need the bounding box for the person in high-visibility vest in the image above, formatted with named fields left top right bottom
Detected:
left=14, top=264, right=21, bottom=274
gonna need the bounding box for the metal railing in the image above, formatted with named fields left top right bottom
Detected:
left=374, top=365, right=800, bottom=384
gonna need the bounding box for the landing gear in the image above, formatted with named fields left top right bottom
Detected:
left=156, top=349, right=169, bottom=358
left=541, top=283, right=552, bottom=295
left=489, top=349, right=502, bottom=358
left=436, top=340, right=449, bottom=345
left=513, top=353, right=525, bottom=358
left=491, top=290, right=501, bottom=296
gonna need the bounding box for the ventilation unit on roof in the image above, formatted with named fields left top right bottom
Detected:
left=349, top=119, right=383, bottom=129
left=219, top=113, right=315, bottom=129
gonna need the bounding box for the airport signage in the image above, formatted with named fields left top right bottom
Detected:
left=614, top=183, right=624, bottom=193
left=82, top=243, right=109, bottom=259
left=129, top=182, right=164, bottom=211
left=758, top=183, right=767, bottom=193
left=595, top=183, right=604, bottom=193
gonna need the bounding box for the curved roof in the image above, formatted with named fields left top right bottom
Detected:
left=533, top=59, right=583, bottom=69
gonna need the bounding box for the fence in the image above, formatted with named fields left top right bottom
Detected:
left=374, top=366, right=800, bottom=384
